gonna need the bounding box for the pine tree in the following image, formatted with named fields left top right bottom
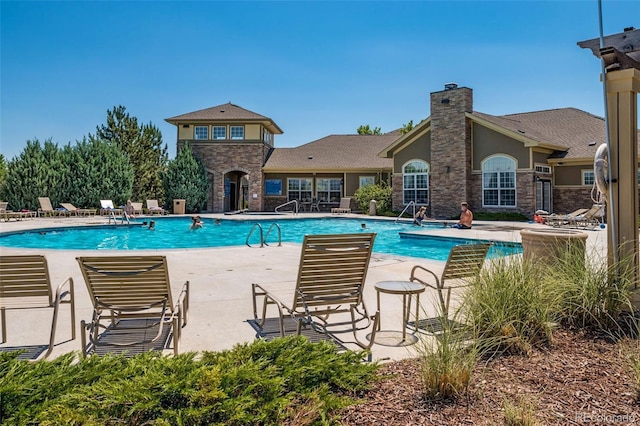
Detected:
left=162, top=142, right=209, bottom=213
left=92, top=106, right=168, bottom=203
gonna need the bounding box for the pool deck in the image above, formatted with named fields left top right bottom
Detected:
left=0, top=213, right=608, bottom=362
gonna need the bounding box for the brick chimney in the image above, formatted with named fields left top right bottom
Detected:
left=429, top=83, right=473, bottom=219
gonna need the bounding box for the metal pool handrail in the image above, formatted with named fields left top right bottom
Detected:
left=275, top=200, right=298, bottom=215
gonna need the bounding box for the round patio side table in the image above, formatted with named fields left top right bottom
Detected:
left=372, top=280, right=425, bottom=347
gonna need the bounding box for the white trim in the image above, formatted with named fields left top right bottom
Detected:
left=212, top=125, right=226, bottom=140
left=581, top=169, right=595, bottom=186
left=482, top=154, right=517, bottom=208
left=534, top=164, right=551, bottom=174
left=194, top=125, right=209, bottom=140
left=402, top=159, right=430, bottom=206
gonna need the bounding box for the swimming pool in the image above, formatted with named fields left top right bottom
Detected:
left=0, top=217, right=521, bottom=261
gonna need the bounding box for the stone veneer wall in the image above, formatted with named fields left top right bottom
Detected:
left=429, top=87, right=473, bottom=219
left=178, top=141, right=269, bottom=212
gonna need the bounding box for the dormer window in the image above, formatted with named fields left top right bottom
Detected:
left=194, top=126, right=208, bottom=140
left=213, top=126, right=226, bottom=140
left=230, top=126, right=244, bottom=140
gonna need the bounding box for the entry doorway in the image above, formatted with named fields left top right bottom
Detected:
left=223, top=170, right=248, bottom=212
left=536, top=179, right=552, bottom=212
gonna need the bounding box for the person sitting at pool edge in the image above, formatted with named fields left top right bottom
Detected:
left=414, top=206, right=428, bottom=226
left=123, top=199, right=135, bottom=220
left=452, top=202, right=473, bottom=229
left=190, top=216, right=203, bottom=230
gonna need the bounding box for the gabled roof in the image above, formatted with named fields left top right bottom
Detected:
left=381, top=106, right=639, bottom=161
left=165, top=102, right=283, bottom=134
left=264, top=134, right=398, bottom=171
left=378, top=118, right=431, bottom=158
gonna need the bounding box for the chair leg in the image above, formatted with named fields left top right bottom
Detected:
left=172, top=317, right=179, bottom=356
left=1, top=308, right=6, bottom=344
left=80, top=320, right=88, bottom=357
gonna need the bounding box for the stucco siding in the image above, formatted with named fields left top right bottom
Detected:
left=392, top=131, right=431, bottom=172
left=472, top=124, right=529, bottom=170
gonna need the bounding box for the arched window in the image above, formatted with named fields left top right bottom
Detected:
left=403, top=160, right=429, bottom=205
left=482, top=155, right=516, bottom=207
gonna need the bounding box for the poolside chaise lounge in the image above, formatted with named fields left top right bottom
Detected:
left=0, top=201, right=23, bottom=221
left=559, top=204, right=605, bottom=230
left=99, top=200, right=123, bottom=216
left=409, top=243, right=491, bottom=331
left=0, top=255, right=76, bottom=360
left=60, top=203, right=97, bottom=217
left=252, top=233, right=379, bottom=351
left=543, top=208, right=589, bottom=227
left=38, top=197, right=64, bottom=217
left=76, top=255, right=189, bottom=357
left=331, top=197, right=352, bottom=214
left=146, top=199, right=166, bottom=215
left=131, top=202, right=143, bottom=216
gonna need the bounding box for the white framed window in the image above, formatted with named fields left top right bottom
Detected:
left=535, top=164, right=551, bottom=174
left=263, top=130, right=272, bottom=144
left=213, top=126, right=226, bottom=140
left=582, top=170, right=595, bottom=186
left=402, top=160, right=429, bottom=205
left=230, top=126, right=244, bottom=140
left=317, top=178, right=342, bottom=203
left=288, top=178, right=313, bottom=202
left=482, top=155, right=516, bottom=207
left=194, top=126, right=208, bottom=140
left=359, top=176, right=375, bottom=188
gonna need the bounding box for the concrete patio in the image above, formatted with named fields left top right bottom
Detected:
left=0, top=214, right=609, bottom=362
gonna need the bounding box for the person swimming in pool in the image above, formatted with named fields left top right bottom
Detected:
left=190, top=216, right=203, bottom=230
left=148, top=220, right=155, bottom=230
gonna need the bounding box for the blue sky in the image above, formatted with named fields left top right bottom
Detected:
left=1, top=1, right=638, bottom=160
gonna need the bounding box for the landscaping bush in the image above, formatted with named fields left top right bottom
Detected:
left=545, top=246, right=636, bottom=334
left=0, top=337, right=377, bottom=425
left=468, top=211, right=529, bottom=222
left=353, top=183, right=392, bottom=214
left=462, top=256, right=557, bottom=355
left=417, top=312, right=479, bottom=399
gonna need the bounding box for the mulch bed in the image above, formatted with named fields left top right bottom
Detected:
left=340, top=330, right=639, bottom=425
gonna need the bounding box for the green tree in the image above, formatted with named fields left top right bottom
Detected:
left=400, top=120, right=415, bottom=135
left=1, top=139, right=64, bottom=210
left=93, top=106, right=168, bottom=203
left=63, top=138, right=134, bottom=207
left=0, top=154, right=7, bottom=197
left=356, top=124, right=382, bottom=135
left=353, top=182, right=392, bottom=214
left=162, top=142, right=208, bottom=213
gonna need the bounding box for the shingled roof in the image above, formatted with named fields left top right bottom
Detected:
left=470, top=108, right=640, bottom=160
left=263, top=134, right=398, bottom=171
left=165, top=102, right=283, bottom=134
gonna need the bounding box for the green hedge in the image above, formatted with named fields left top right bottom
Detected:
left=0, top=337, right=377, bottom=425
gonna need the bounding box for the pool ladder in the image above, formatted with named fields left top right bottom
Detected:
left=395, top=201, right=417, bottom=223
left=246, top=223, right=282, bottom=247
left=108, top=211, right=131, bottom=225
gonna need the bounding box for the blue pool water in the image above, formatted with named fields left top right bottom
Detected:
left=0, top=217, right=521, bottom=261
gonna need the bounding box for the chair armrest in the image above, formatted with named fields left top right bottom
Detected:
left=409, top=265, right=441, bottom=290
left=252, top=283, right=296, bottom=337
left=174, top=281, right=189, bottom=327
left=54, top=277, right=74, bottom=304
